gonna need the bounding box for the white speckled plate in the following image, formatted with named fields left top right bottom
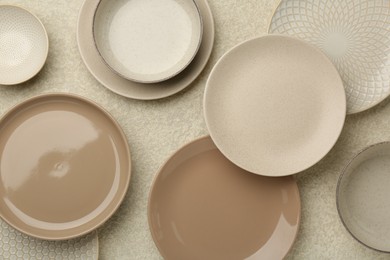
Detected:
left=77, top=0, right=214, bottom=100
left=0, top=219, right=98, bottom=259
left=269, top=0, right=390, bottom=114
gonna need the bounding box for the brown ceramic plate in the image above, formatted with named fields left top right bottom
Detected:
left=0, top=93, right=131, bottom=240
left=148, top=136, right=300, bottom=260
left=77, top=0, right=214, bottom=100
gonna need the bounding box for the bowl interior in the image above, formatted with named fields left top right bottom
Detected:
left=338, top=142, right=390, bottom=252
left=0, top=5, right=48, bottom=85
left=93, top=0, right=202, bottom=83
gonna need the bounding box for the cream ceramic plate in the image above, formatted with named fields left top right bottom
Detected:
left=204, top=35, right=346, bottom=177
left=148, top=136, right=300, bottom=260
left=337, top=142, right=390, bottom=252
left=0, top=93, right=131, bottom=240
left=0, top=5, right=49, bottom=85
left=0, top=220, right=98, bottom=259
left=269, top=0, right=390, bottom=114
left=78, top=0, right=214, bottom=100
left=93, top=0, right=202, bottom=83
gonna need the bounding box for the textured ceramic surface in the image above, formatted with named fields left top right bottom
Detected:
left=148, top=136, right=300, bottom=260
left=93, top=0, right=202, bottom=83
left=204, top=35, right=346, bottom=177
left=78, top=0, right=214, bottom=99
left=269, top=0, right=390, bottom=114
left=337, top=142, right=390, bottom=252
left=0, top=5, right=48, bottom=85
left=0, top=94, right=131, bottom=240
left=0, top=220, right=98, bottom=259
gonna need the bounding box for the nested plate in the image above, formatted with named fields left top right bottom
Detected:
left=269, top=0, right=390, bottom=114
left=77, top=0, right=214, bottom=100
left=0, top=93, right=131, bottom=240
left=0, top=220, right=99, bottom=259
left=148, top=136, right=300, bottom=260
left=204, top=35, right=346, bottom=177
left=0, top=5, right=48, bottom=85
left=337, top=142, right=390, bottom=252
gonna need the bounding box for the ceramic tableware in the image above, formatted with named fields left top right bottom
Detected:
left=0, top=93, right=131, bottom=240
left=77, top=0, right=214, bottom=100
left=269, top=0, right=390, bottom=114
left=93, top=0, right=203, bottom=83
left=0, top=5, right=49, bottom=85
left=204, top=35, right=346, bottom=177
left=337, top=142, right=390, bottom=252
left=0, top=220, right=99, bottom=259
left=148, top=136, right=300, bottom=260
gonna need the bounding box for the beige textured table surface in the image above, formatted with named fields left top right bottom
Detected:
left=1, top=0, right=390, bottom=259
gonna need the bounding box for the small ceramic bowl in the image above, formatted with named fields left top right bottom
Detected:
left=93, top=0, right=203, bottom=84
left=337, top=142, right=390, bottom=253
left=0, top=5, right=49, bottom=85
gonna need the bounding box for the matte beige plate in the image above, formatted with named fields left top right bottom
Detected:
left=148, top=136, right=300, bottom=260
left=204, top=35, right=346, bottom=177
left=0, top=5, right=48, bottom=85
left=77, top=0, right=214, bottom=100
left=337, top=142, right=390, bottom=252
left=0, top=93, right=131, bottom=240
left=93, top=0, right=203, bottom=83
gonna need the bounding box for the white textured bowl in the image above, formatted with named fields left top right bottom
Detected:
left=93, top=0, right=203, bottom=83
left=0, top=5, right=49, bottom=85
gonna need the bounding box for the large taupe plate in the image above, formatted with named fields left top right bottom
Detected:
left=148, top=136, right=300, bottom=260
left=204, top=35, right=346, bottom=177
left=0, top=93, right=131, bottom=240
left=77, top=0, right=214, bottom=100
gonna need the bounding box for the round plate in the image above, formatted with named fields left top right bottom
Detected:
left=204, top=35, right=346, bottom=177
left=0, top=93, right=131, bottom=240
left=269, top=0, right=390, bottom=114
left=337, top=142, right=390, bottom=252
left=93, top=0, right=203, bottom=83
left=148, top=136, right=300, bottom=260
left=0, top=5, right=49, bottom=85
left=77, top=0, right=214, bottom=100
left=0, top=219, right=99, bottom=259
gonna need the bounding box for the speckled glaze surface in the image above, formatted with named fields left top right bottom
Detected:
left=269, top=0, right=390, bottom=114
left=0, top=220, right=98, bottom=259
left=0, top=93, right=131, bottom=240
left=148, top=136, right=300, bottom=260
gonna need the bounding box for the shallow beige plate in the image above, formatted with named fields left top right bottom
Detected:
left=0, top=5, right=48, bottom=85
left=337, top=142, right=390, bottom=253
left=78, top=0, right=214, bottom=100
left=93, top=0, right=203, bottom=83
left=0, top=93, right=131, bottom=240
left=148, top=136, right=300, bottom=260
left=204, top=35, right=346, bottom=177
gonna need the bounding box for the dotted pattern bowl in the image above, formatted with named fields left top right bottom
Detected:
left=0, top=5, right=49, bottom=85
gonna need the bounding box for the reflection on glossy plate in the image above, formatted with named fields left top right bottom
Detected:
left=337, top=142, right=390, bottom=253
left=0, top=93, right=131, bottom=240
left=77, top=0, right=214, bottom=100
left=269, top=0, right=390, bottom=114
left=148, top=136, right=300, bottom=260
left=0, top=5, right=48, bottom=85
left=204, top=35, right=346, bottom=177
left=0, top=219, right=98, bottom=259
left=93, top=0, right=203, bottom=83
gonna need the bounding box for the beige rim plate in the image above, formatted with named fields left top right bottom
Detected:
left=93, top=0, right=203, bottom=83
left=148, top=136, right=300, bottom=260
left=77, top=0, right=214, bottom=100
left=0, top=93, right=131, bottom=240
left=337, top=142, right=390, bottom=253
left=0, top=220, right=99, bottom=259
left=0, top=5, right=49, bottom=85
left=269, top=0, right=390, bottom=114
left=204, top=35, right=346, bottom=177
